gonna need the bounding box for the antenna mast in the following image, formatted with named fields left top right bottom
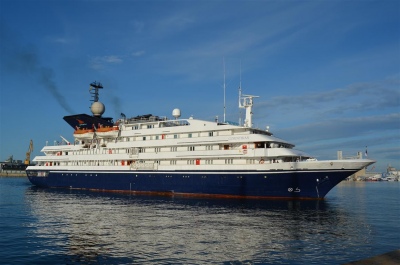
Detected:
left=237, top=62, right=259, bottom=127
left=239, top=94, right=259, bottom=128
left=239, top=61, right=242, bottom=126
left=223, top=58, right=226, bottom=123
left=89, top=81, right=103, bottom=102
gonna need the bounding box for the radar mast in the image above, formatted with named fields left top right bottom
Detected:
left=89, top=81, right=105, bottom=117
left=89, top=81, right=103, bottom=102
left=239, top=93, right=259, bottom=128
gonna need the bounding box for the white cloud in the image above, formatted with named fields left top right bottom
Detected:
left=46, top=35, right=78, bottom=45
left=276, top=113, right=400, bottom=143
left=132, top=50, right=145, bottom=57
left=89, top=55, right=123, bottom=70
left=103, top=55, right=123, bottom=63
left=254, top=77, right=400, bottom=124
left=152, top=11, right=196, bottom=37
left=122, top=2, right=337, bottom=82
left=51, top=37, right=69, bottom=44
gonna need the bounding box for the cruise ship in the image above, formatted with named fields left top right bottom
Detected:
left=26, top=82, right=375, bottom=199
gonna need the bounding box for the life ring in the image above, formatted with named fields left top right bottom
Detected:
left=121, top=161, right=125, bottom=166
left=259, top=159, right=265, bottom=164
left=108, top=149, right=112, bottom=154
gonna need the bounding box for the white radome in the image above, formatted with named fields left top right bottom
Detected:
left=172, top=108, right=181, bottom=119
left=91, top=101, right=105, bottom=116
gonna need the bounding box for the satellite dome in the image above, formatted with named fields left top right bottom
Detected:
left=91, top=101, right=105, bottom=117
left=172, top=108, right=181, bottom=119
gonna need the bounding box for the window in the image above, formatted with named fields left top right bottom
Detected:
left=155, top=147, right=161, bottom=153
left=188, top=133, right=192, bottom=138
left=174, top=134, right=178, bottom=139
left=188, top=146, right=195, bottom=151
left=155, top=135, right=159, bottom=140
left=225, top=159, right=233, bottom=164
left=143, top=136, right=146, bottom=141
left=209, top=131, right=214, bottom=137
left=206, top=145, right=213, bottom=150
left=171, top=147, right=177, bottom=152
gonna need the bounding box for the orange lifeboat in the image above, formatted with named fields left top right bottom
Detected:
left=96, top=125, right=119, bottom=138
left=73, top=128, right=95, bottom=140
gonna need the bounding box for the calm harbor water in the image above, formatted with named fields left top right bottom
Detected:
left=0, top=177, right=399, bottom=265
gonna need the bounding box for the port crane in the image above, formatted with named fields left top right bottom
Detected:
left=24, top=140, right=33, bottom=165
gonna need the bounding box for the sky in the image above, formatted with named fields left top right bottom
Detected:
left=0, top=0, right=399, bottom=173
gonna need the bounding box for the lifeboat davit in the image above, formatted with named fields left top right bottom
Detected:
left=96, top=125, right=119, bottom=138
left=73, top=128, right=95, bottom=140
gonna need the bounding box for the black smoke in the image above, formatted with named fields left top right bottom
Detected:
left=0, top=22, right=74, bottom=114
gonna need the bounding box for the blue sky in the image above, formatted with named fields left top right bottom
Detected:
left=0, top=0, right=399, bottom=173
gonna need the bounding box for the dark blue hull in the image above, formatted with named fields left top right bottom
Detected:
left=26, top=169, right=357, bottom=199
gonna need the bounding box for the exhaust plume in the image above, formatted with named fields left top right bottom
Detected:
left=0, top=22, right=74, bottom=114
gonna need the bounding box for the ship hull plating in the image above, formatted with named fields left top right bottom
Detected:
left=26, top=169, right=356, bottom=199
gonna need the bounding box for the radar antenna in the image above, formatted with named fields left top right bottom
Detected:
left=89, top=81, right=103, bottom=102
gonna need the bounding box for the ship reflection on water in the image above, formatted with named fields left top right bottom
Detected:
left=25, top=187, right=372, bottom=264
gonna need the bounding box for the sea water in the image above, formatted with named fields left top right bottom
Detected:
left=0, top=177, right=399, bottom=265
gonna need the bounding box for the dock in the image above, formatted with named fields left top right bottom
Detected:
left=0, top=171, right=26, bottom=177
left=343, top=249, right=400, bottom=265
